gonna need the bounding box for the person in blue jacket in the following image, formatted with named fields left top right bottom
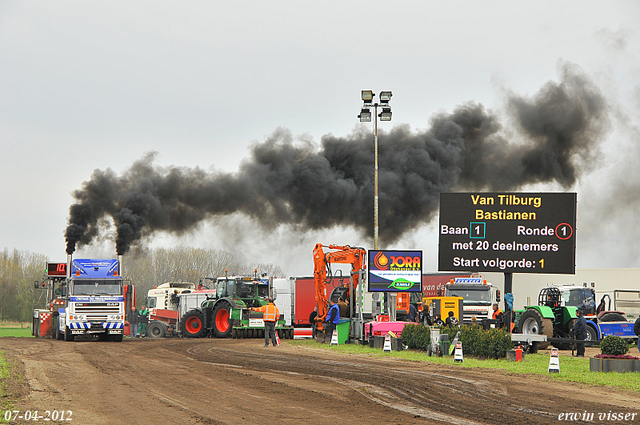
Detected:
left=323, top=299, right=340, bottom=343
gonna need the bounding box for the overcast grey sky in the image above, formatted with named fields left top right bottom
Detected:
left=1, top=1, right=639, bottom=276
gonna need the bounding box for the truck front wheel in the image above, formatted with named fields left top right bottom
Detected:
left=55, top=321, right=64, bottom=340
left=63, top=326, right=75, bottom=342
left=586, top=324, right=598, bottom=342
left=147, top=321, right=168, bottom=338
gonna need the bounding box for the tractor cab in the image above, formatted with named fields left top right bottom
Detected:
left=539, top=286, right=596, bottom=314
left=215, top=276, right=267, bottom=309
left=558, top=286, right=596, bottom=315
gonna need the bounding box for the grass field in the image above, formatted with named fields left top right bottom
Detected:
left=290, top=340, right=640, bottom=393
left=0, top=328, right=33, bottom=338
left=0, top=322, right=33, bottom=338
left=0, top=349, right=15, bottom=423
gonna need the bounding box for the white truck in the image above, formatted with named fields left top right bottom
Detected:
left=444, top=277, right=500, bottom=324
left=146, top=280, right=216, bottom=338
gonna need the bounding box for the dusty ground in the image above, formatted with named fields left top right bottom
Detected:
left=2, top=337, right=640, bottom=425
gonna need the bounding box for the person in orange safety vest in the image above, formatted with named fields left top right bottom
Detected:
left=252, top=298, right=280, bottom=347
left=492, top=303, right=504, bottom=328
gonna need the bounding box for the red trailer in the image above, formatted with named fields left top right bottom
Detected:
left=273, top=276, right=348, bottom=328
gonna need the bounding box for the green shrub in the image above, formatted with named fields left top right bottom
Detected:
left=600, top=336, right=629, bottom=356
left=401, top=323, right=430, bottom=350
left=402, top=323, right=512, bottom=358
left=457, top=326, right=512, bottom=358
left=440, top=325, right=461, bottom=343
left=486, top=328, right=513, bottom=358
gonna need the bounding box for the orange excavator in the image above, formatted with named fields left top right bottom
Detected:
left=313, top=243, right=366, bottom=333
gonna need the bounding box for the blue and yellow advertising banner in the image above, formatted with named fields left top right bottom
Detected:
left=368, top=250, right=423, bottom=292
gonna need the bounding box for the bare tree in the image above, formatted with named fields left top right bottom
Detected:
left=0, top=249, right=47, bottom=322
left=121, top=247, right=285, bottom=307
left=0, top=246, right=287, bottom=320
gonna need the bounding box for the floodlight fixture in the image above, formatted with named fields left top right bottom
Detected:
left=356, top=88, right=393, bottom=252
left=358, top=108, right=372, bottom=122
left=379, top=91, right=392, bottom=103
left=379, top=107, right=392, bottom=121
left=361, top=90, right=374, bottom=103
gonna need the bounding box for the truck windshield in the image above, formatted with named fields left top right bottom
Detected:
left=446, top=287, right=491, bottom=303
left=147, top=297, right=157, bottom=308
left=72, top=279, right=122, bottom=296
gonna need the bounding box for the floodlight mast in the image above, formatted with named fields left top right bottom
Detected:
left=357, top=90, right=392, bottom=250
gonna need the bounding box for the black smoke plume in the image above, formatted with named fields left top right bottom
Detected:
left=65, top=63, right=609, bottom=255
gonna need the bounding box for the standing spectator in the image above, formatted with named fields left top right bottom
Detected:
left=504, top=293, right=515, bottom=332
left=324, top=299, right=340, bottom=343
left=138, top=305, right=149, bottom=338
left=433, top=314, right=444, bottom=327
left=492, top=303, right=504, bottom=328
left=445, top=311, right=458, bottom=327
left=337, top=297, right=348, bottom=317
left=252, top=298, right=280, bottom=347
left=573, top=309, right=587, bottom=357
left=407, top=303, right=418, bottom=322
left=422, top=305, right=433, bottom=326
left=309, top=306, right=318, bottom=339
left=127, top=306, right=139, bottom=339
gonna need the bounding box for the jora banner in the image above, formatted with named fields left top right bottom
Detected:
left=368, top=250, right=423, bottom=292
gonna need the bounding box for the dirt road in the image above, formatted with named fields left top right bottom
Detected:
left=2, top=337, right=640, bottom=424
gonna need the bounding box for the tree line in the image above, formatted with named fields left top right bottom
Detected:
left=0, top=249, right=48, bottom=322
left=0, top=247, right=285, bottom=322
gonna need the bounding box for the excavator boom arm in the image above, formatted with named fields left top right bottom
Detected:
left=313, top=243, right=366, bottom=325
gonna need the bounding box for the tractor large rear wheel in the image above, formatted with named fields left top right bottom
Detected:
left=213, top=302, right=233, bottom=338
left=180, top=310, right=205, bottom=338
left=517, top=309, right=553, bottom=349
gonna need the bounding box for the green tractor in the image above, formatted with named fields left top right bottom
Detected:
left=515, top=287, right=581, bottom=350
left=179, top=274, right=294, bottom=339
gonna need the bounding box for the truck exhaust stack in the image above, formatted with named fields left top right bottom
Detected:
left=67, top=254, right=72, bottom=278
